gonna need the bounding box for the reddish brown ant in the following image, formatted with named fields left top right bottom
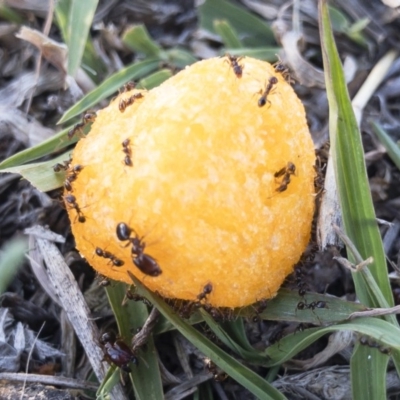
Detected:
left=68, top=111, right=96, bottom=139
left=100, top=332, right=138, bottom=371
left=116, top=222, right=162, bottom=277
left=224, top=54, right=243, bottom=77
left=258, top=76, right=278, bottom=107
left=64, top=194, right=85, bottom=223
left=95, top=247, right=124, bottom=267
left=122, top=139, right=132, bottom=166
left=274, top=162, right=296, bottom=193
left=119, top=93, right=144, bottom=112
left=121, top=81, right=136, bottom=93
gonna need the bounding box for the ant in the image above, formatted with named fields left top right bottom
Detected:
left=121, top=81, right=136, bottom=93
left=68, top=111, right=96, bottom=139
left=53, top=159, right=70, bottom=172
left=258, top=76, right=278, bottom=107
left=274, top=162, right=296, bottom=192
left=224, top=54, right=243, bottom=77
left=64, top=164, right=84, bottom=192
left=119, top=93, right=144, bottom=112
left=95, top=247, right=124, bottom=267
left=197, top=283, right=213, bottom=302
left=100, top=332, right=138, bottom=371
left=273, top=57, right=294, bottom=84
left=297, top=300, right=327, bottom=311
left=122, top=139, right=132, bottom=166
left=64, top=194, right=85, bottom=223
left=116, top=222, right=162, bottom=277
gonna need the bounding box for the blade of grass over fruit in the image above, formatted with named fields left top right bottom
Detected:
left=370, top=121, right=400, bottom=170
left=351, top=344, right=389, bottom=400
left=137, top=69, right=173, bottom=90
left=129, top=273, right=286, bottom=400
left=262, top=317, right=400, bottom=367
left=200, top=310, right=269, bottom=365
left=223, top=47, right=281, bottom=61
left=165, top=49, right=198, bottom=68
left=0, top=150, right=72, bottom=192
left=58, top=59, right=159, bottom=124
left=122, top=25, right=163, bottom=57
left=65, top=0, right=98, bottom=77
left=106, top=283, right=164, bottom=400
left=318, top=0, right=393, bottom=308
left=198, top=0, right=275, bottom=47
left=213, top=20, right=243, bottom=48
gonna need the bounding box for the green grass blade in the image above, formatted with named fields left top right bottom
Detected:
left=66, top=0, right=98, bottom=77
left=106, top=283, right=164, bottom=400
left=54, top=0, right=70, bottom=43
left=351, top=344, right=389, bottom=400
left=0, top=151, right=71, bottom=192
left=213, top=20, right=243, bottom=48
left=138, top=69, right=173, bottom=90
left=263, top=317, right=400, bottom=367
left=198, top=0, right=275, bottom=47
left=318, top=0, right=392, bottom=308
left=0, top=127, right=80, bottom=169
left=58, top=58, right=159, bottom=124
left=129, top=273, right=286, bottom=400
left=0, top=237, right=28, bottom=294
left=256, top=289, right=366, bottom=325
left=370, top=121, right=400, bottom=170
left=165, top=49, right=197, bottom=68
left=200, top=310, right=268, bottom=365
left=122, top=25, right=163, bottom=57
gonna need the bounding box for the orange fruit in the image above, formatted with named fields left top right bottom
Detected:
left=65, top=57, right=315, bottom=308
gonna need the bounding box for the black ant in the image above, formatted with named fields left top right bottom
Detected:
left=197, top=283, right=213, bottom=302
left=225, top=54, right=243, bottom=77
left=119, top=93, right=144, bottom=112
left=122, top=139, right=132, bottom=166
left=258, top=76, right=278, bottom=107
left=100, top=332, right=138, bottom=371
left=53, top=159, right=70, bottom=172
left=95, top=247, right=124, bottom=267
left=297, top=300, right=327, bottom=311
left=273, top=57, right=294, bottom=84
left=116, top=222, right=162, bottom=277
left=64, top=164, right=84, bottom=192
left=274, top=162, right=296, bottom=192
left=64, top=194, right=85, bottom=223
left=68, top=111, right=96, bottom=139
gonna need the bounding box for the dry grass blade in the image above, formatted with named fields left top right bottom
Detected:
left=29, top=227, right=127, bottom=399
